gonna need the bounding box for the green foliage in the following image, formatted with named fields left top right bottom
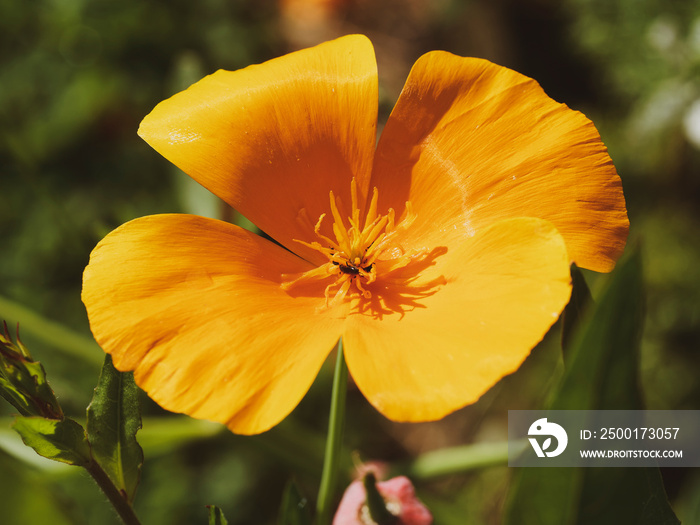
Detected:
left=207, top=505, right=229, bottom=525
left=12, top=416, right=91, bottom=466
left=278, top=480, right=312, bottom=525
left=503, top=249, right=680, bottom=525
left=1, top=0, right=276, bottom=334
left=2, top=343, right=145, bottom=524
left=0, top=322, right=63, bottom=419
left=554, top=250, right=644, bottom=411
left=560, top=264, right=592, bottom=358
left=87, top=355, right=143, bottom=504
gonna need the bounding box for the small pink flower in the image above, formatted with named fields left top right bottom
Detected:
left=333, top=476, right=433, bottom=525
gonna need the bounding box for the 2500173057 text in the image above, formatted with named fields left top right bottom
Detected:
left=593, top=427, right=680, bottom=440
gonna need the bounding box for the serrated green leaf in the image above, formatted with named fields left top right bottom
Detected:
left=278, top=479, right=312, bottom=525
left=12, top=416, right=90, bottom=466
left=86, top=354, right=143, bottom=504
left=504, top=248, right=680, bottom=525
left=207, top=505, right=229, bottom=525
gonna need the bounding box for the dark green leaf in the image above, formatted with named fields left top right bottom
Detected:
left=504, top=248, right=680, bottom=525
left=278, top=479, right=312, bottom=525
left=553, top=251, right=644, bottom=411
left=560, top=264, right=592, bottom=359
left=207, top=505, right=229, bottom=525
left=86, top=354, right=143, bottom=504
left=12, top=416, right=91, bottom=466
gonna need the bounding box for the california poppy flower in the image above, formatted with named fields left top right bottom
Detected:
left=82, top=35, right=628, bottom=435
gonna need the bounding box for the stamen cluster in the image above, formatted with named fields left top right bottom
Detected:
left=282, top=179, right=417, bottom=308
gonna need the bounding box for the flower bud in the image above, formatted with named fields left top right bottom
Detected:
left=333, top=474, right=432, bottom=525
left=0, top=322, right=63, bottom=419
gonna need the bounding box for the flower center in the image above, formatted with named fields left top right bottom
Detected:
left=282, top=178, right=419, bottom=309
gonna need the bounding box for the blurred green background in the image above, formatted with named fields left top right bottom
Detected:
left=2, top=0, right=700, bottom=523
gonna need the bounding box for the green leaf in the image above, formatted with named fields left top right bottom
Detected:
left=553, top=251, right=644, bottom=411
left=86, top=354, right=143, bottom=504
left=12, top=416, right=91, bottom=466
left=278, top=479, right=312, bottom=525
left=207, top=505, right=229, bottom=525
left=560, top=264, right=592, bottom=358
left=503, top=248, right=680, bottom=525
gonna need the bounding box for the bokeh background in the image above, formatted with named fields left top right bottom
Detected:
left=2, top=0, right=700, bottom=523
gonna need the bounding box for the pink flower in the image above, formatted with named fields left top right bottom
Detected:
left=333, top=476, right=433, bottom=525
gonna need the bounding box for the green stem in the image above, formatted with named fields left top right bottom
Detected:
left=316, top=339, right=348, bottom=525
left=85, top=459, right=142, bottom=525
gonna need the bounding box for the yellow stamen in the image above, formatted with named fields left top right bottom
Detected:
left=282, top=178, right=420, bottom=309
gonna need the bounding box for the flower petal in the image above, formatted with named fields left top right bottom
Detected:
left=138, top=35, right=378, bottom=265
left=343, top=217, right=571, bottom=422
left=82, top=215, right=343, bottom=434
left=373, top=51, right=628, bottom=272
left=333, top=476, right=433, bottom=525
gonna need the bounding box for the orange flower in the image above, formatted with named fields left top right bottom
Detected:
left=82, top=35, right=628, bottom=435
